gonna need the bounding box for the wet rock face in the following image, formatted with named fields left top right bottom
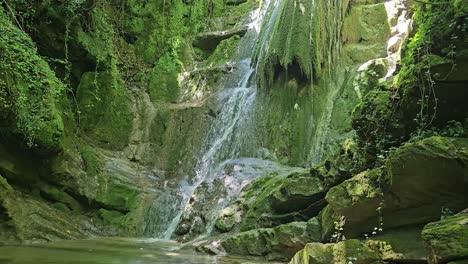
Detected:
left=422, top=210, right=468, bottom=264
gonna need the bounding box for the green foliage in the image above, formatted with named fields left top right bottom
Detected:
left=351, top=88, right=403, bottom=157
left=148, top=53, right=181, bottom=103
left=81, top=145, right=104, bottom=178
left=396, top=0, right=466, bottom=131
left=0, top=7, right=65, bottom=149
left=206, top=35, right=241, bottom=66
left=409, top=119, right=468, bottom=142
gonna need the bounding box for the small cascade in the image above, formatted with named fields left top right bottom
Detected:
left=155, top=0, right=282, bottom=240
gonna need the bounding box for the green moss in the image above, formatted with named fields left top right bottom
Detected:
left=148, top=53, right=181, bottom=103
left=80, top=146, right=140, bottom=211
left=99, top=208, right=125, bottom=227
left=326, top=169, right=383, bottom=211
left=255, top=0, right=349, bottom=87
left=394, top=1, right=467, bottom=131
left=38, top=184, right=82, bottom=213
left=422, top=211, right=468, bottom=263
left=222, top=221, right=321, bottom=261
left=77, top=72, right=132, bottom=150
left=0, top=7, right=66, bottom=150
left=351, top=89, right=403, bottom=151
left=0, top=175, right=13, bottom=201
left=239, top=169, right=317, bottom=231
left=215, top=207, right=237, bottom=232
left=343, top=3, right=390, bottom=64
left=290, top=239, right=395, bottom=264
left=205, top=35, right=240, bottom=66
left=80, top=145, right=104, bottom=178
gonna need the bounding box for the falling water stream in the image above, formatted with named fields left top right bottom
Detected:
left=152, top=0, right=286, bottom=240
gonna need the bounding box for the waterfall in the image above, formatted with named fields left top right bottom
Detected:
left=153, top=0, right=282, bottom=240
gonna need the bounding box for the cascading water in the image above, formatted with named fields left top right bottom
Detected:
left=161, top=87, right=257, bottom=239
left=152, top=0, right=283, bottom=240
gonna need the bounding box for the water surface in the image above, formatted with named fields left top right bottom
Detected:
left=0, top=238, right=280, bottom=264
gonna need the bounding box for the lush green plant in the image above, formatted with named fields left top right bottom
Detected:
left=0, top=7, right=65, bottom=148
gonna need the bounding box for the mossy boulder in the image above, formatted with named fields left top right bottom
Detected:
left=215, top=205, right=241, bottom=233
left=289, top=239, right=397, bottom=264
left=205, top=35, right=241, bottom=66
left=38, top=183, right=82, bottom=213
left=394, top=1, right=468, bottom=131
left=148, top=53, right=181, bottom=103
left=323, top=136, right=468, bottom=239
left=221, top=219, right=321, bottom=261
left=239, top=169, right=327, bottom=231
left=372, top=225, right=427, bottom=262
left=310, top=137, right=366, bottom=188
left=385, top=136, right=468, bottom=226
left=323, top=169, right=384, bottom=239
left=422, top=210, right=468, bottom=264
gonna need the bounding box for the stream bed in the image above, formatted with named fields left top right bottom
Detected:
left=0, top=238, right=280, bottom=264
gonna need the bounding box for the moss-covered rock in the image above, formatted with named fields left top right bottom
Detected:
left=395, top=1, right=468, bottom=131
left=422, top=210, right=468, bottom=264
left=372, top=225, right=427, bottom=262
left=0, top=174, right=100, bottom=243
left=80, top=146, right=140, bottom=212
left=193, top=26, right=247, bottom=51
left=322, top=136, right=468, bottom=239
left=343, top=3, right=390, bottom=65
left=38, top=183, right=82, bottom=213
left=238, top=169, right=326, bottom=231
left=77, top=72, right=132, bottom=150
left=289, top=239, right=397, bottom=264
left=221, top=220, right=321, bottom=261
left=0, top=7, right=66, bottom=152
left=385, top=136, right=468, bottom=225
left=323, top=169, right=384, bottom=240
left=310, top=137, right=367, bottom=189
